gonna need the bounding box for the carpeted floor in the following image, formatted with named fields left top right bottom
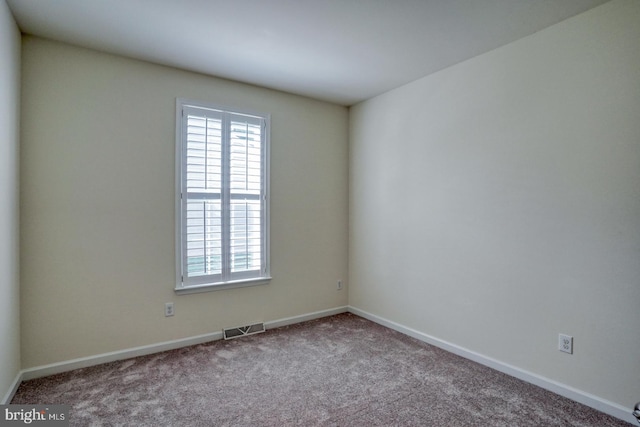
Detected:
left=12, top=313, right=630, bottom=426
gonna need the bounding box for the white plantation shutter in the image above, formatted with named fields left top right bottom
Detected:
left=228, top=115, right=263, bottom=275
left=177, top=100, right=270, bottom=291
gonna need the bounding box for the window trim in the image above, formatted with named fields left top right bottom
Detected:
left=175, top=98, right=271, bottom=294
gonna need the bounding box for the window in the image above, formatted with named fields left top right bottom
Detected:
left=176, top=99, right=270, bottom=293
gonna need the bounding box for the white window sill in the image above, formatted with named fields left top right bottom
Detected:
left=174, top=277, right=272, bottom=295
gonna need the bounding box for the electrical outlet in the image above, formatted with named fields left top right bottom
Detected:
left=558, top=334, right=573, bottom=354
left=165, top=302, right=174, bottom=317
left=337, top=280, right=343, bottom=290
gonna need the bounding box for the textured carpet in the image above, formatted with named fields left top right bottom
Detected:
left=12, top=313, right=630, bottom=426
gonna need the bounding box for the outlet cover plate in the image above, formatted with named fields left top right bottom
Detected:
left=165, top=302, right=174, bottom=317
left=558, top=334, right=573, bottom=354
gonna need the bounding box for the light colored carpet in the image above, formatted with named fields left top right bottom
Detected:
left=12, top=313, right=629, bottom=426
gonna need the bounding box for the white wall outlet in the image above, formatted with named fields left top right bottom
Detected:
left=337, top=280, right=343, bottom=290
left=558, top=334, right=573, bottom=354
left=165, top=302, right=174, bottom=317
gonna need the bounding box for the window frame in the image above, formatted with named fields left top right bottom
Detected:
left=175, top=98, right=271, bottom=294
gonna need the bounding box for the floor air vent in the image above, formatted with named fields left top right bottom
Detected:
left=223, top=322, right=265, bottom=340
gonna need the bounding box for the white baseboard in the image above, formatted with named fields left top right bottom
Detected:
left=347, top=306, right=636, bottom=425
left=1, top=371, right=23, bottom=404
left=265, top=306, right=348, bottom=329
left=19, top=306, right=349, bottom=383
left=21, top=331, right=223, bottom=381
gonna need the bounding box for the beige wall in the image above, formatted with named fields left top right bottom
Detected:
left=0, top=0, right=20, bottom=403
left=349, top=0, right=639, bottom=410
left=20, top=37, right=349, bottom=368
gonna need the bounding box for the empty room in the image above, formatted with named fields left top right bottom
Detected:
left=1, top=0, right=639, bottom=425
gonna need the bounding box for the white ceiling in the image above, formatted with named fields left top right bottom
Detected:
left=7, top=0, right=609, bottom=106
